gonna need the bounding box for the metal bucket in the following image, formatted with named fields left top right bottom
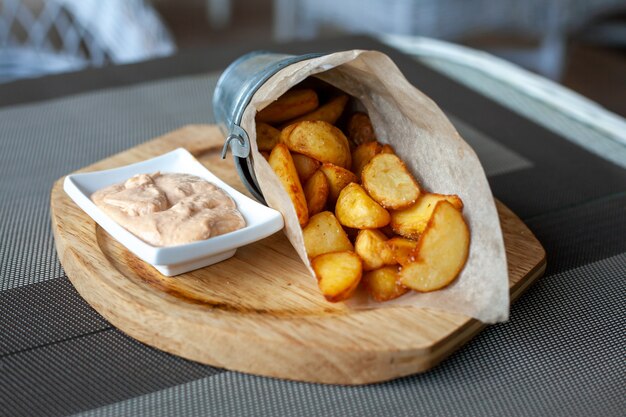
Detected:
left=213, top=51, right=324, bottom=203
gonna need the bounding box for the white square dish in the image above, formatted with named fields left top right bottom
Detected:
left=64, top=148, right=284, bottom=276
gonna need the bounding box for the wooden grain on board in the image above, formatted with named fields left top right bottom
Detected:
left=51, top=124, right=546, bottom=385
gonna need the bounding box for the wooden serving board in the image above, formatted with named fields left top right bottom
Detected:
left=51, top=124, right=546, bottom=385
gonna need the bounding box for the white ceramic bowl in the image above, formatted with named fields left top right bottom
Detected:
left=64, top=148, right=284, bottom=276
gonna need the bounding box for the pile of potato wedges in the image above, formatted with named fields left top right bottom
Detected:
left=256, top=82, right=470, bottom=303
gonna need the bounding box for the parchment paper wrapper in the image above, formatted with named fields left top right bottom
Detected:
left=240, top=50, right=509, bottom=323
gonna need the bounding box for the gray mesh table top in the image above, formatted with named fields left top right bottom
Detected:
left=0, top=37, right=624, bottom=417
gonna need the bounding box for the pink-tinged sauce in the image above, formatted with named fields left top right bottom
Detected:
left=91, top=172, right=245, bottom=246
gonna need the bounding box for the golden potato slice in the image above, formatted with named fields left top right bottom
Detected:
left=381, top=144, right=395, bottom=154
left=390, top=193, right=464, bottom=239
left=351, top=141, right=383, bottom=178
left=335, top=183, right=390, bottom=229
left=281, top=94, right=349, bottom=127
left=386, top=237, right=418, bottom=266
left=399, top=201, right=470, bottom=292
left=363, top=266, right=408, bottom=302
left=303, top=170, right=329, bottom=216
left=255, top=122, right=280, bottom=151
left=256, top=89, right=319, bottom=124
left=319, top=163, right=359, bottom=204
left=268, top=143, right=308, bottom=226
left=362, top=153, right=421, bottom=210
left=292, top=153, right=321, bottom=183
left=354, top=229, right=395, bottom=271
left=302, top=211, right=353, bottom=259
left=280, top=122, right=298, bottom=141
left=312, top=251, right=362, bottom=302
left=281, top=121, right=351, bottom=169
left=347, top=112, right=376, bottom=145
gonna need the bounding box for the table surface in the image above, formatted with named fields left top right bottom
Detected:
left=0, top=35, right=624, bottom=417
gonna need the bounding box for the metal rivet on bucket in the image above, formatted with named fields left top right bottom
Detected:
left=213, top=51, right=324, bottom=204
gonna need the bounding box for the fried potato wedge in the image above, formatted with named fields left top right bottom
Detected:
left=362, top=153, right=421, bottom=210
left=363, top=266, right=408, bottom=302
left=280, top=121, right=351, bottom=168
left=268, top=143, right=308, bottom=226
left=256, top=122, right=280, bottom=151
left=355, top=229, right=395, bottom=271
left=280, top=122, right=298, bottom=141
left=335, top=183, right=390, bottom=229
left=320, top=163, right=359, bottom=203
left=281, top=94, right=349, bottom=127
left=381, top=144, right=395, bottom=154
left=390, top=193, right=464, bottom=239
left=399, top=201, right=470, bottom=292
left=256, top=89, right=319, bottom=124
left=312, top=251, right=362, bottom=302
left=302, top=211, right=353, bottom=259
left=347, top=112, right=376, bottom=145
left=303, top=170, right=329, bottom=216
left=351, top=141, right=383, bottom=178
left=386, top=237, right=418, bottom=266
left=292, top=153, right=321, bottom=183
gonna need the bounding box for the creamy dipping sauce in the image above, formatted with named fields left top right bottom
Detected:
left=91, top=172, right=246, bottom=247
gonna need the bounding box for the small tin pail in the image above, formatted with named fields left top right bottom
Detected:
left=213, top=51, right=324, bottom=203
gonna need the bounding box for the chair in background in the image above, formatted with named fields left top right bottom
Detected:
left=273, top=0, right=626, bottom=80
left=0, top=0, right=176, bottom=83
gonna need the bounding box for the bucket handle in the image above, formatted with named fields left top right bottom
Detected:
left=221, top=125, right=250, bottom=159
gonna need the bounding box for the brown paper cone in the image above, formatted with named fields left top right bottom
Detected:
left=240, top=50, right=509, bottom=323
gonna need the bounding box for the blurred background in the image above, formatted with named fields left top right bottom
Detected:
left=1, top=0, right=625, bottom=115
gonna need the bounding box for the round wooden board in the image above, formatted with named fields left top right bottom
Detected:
left=51, top=125, right=546, bottom=385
